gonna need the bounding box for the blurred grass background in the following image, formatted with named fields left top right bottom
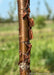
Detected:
left=0, top=0, right=54, bottom=75
left=0, top=21, right=54, bottom=75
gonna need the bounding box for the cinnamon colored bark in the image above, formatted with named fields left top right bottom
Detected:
left=17, top=0, right=34, bottom=75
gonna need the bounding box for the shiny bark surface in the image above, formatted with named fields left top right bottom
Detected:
left=17, top=0, right=34, bottom=75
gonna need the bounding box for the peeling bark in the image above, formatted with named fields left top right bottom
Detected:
left=17, top=0, right=34, bottom=75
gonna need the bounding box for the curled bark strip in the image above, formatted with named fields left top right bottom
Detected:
left=25, top=43, right=32, bottom=48
left=29, top=18, right=34, bottom=27
left=29, top=29, right=33, bottom=40
left=23, top=8, right=30, bottom=18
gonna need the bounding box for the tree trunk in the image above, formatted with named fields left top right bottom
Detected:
left=17, top=0, right=34, bottom=75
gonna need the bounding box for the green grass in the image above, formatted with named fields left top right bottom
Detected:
left=0, top=23, right=18, bottom=31
left=0, top=22, right=54, bottom=75
left=0, top=35, right=19, bottom=75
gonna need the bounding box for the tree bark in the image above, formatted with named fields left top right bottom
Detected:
left=17, top=0, right=34, bottom=75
